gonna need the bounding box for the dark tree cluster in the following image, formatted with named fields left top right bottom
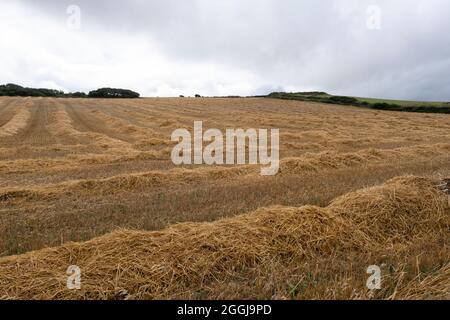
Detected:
left=0, top=83, right=140, bottom=99
left=0, top=83, right=64, bottom=97
left=88, top=88, right=140, bottom=98
left=67, top=92, right=87, bottom=98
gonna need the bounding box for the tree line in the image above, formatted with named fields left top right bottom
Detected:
left=0, top=84, right=140, bottom=98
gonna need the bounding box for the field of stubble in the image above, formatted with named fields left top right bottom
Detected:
left=0, top=97, right=449, bottom=299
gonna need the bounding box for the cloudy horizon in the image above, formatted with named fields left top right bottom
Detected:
left=1, top=0, right=450, bottom=100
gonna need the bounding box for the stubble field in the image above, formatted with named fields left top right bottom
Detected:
left=0, top=97, right=449, bottom=299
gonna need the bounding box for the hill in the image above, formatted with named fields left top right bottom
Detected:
left=267, top=92, right=450, bottom=114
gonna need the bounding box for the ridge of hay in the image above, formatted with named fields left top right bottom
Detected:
left=0, top=176, right=448, bottom=300
left=48, top=105, right=132, bottom=151
left=1, top=143, right=449, bottom=202
left=280, top=143, right=450, bottom=174
left=88, top=109, right=166, bottom=141
left=0, top=101, right=31, bottom=137
left=328, top=176, right=448, bottom=244
left=0, top=148, right=172, bottom=175
left=0, top=166, right=249, bottom=201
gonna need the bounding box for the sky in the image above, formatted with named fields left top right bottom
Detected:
left=1, top=0, right=450, bottom=100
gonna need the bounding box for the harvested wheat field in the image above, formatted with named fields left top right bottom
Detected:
left=0, top=96, right=449, bottom=300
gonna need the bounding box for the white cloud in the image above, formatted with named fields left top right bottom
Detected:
left=1, top=0, right=450, bottom=100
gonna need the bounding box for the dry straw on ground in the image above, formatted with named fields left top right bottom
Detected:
left=0, top=101, right=31, bottom=137
left=0, top=176, right=448, bottom=300
left=1, top=97, right=449, bottom=300
left=1, top=142, right=448, bottom=201
left=48, top=105, right=133, bottom=151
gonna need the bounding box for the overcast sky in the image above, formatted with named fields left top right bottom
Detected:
left=1, top=0, right=450, bottom=100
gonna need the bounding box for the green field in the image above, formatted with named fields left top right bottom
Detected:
left=353, top=96, right=447, bottom=107
left=267, top=92, right=450, bottom=114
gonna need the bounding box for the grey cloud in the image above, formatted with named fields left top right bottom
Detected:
left=2, top=0, right=450, bottom=99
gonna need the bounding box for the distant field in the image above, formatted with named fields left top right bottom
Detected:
left=354, top=96, right=448, bottom=107
left=268, top=92, right=450, bottom=113
left=0, top=97, right=449, bottom=299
